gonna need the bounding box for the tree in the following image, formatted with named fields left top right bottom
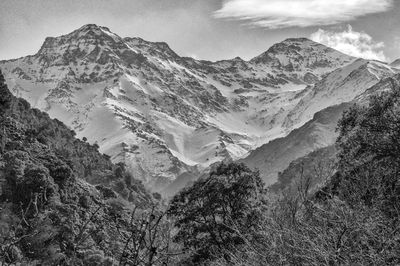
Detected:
left=336, top=77, right=400, bottom=218
left=168, top=162, right=264, bottom=264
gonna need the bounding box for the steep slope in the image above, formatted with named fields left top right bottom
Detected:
left=0, top=71, right=158, bottom=264
left=391, top=59, right=400, bottom=68
left=283, top=59, right=396, bottom=129
left=242, top=103, right=349, bottom=185
left=272, top=67, right=399, bottom=194
left=0, top=70, right=152, bottom=204
left=250, top=37, right=353, bottom=80
left=242, top=66, right=399, bottom=185
left=0, top=24, right=356, bottom=190
left=271, top=145, right=338, bottom=193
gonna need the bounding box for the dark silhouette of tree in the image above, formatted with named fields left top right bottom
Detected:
left=168, top=162, right=264, bottom=264
left=0, top=70, right=157, bottom=264
left=336, top=76, right=400, bottom=218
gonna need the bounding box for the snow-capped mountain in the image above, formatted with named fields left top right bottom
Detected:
left=283, top=59, right=396, bottom=129
left=242, top=60, right=398, bottom=185
left=1, top=24, right=382, bottom=191
left=267, top=73, right=400, bottom=194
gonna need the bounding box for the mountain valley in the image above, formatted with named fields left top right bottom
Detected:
left=1, top=24, right=399, bottom=193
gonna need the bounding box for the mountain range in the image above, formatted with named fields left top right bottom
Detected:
left=1, top=24, right=399, bottom=193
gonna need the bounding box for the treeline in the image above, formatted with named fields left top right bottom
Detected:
left=2, top=69, right=400, bottom=265
left=0, top=70, right=178, bottom=265
left=166, top=75, right=400, bottom=265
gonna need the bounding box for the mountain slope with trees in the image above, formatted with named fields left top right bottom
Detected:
left=166, top=74, right=400, bottom=265
left=0, top=24, right=360, bottom=190
left=0, top=70, right=177, bottom=265
left=2, top=71, right=400, bottom=264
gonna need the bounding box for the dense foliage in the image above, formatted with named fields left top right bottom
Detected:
left=167, top=75, right=400, bottom=265
left=272, top=145, right=337, bottom=194
left=335, top=78, right=400, bottom=218
left=0, top=70, right=177, bottom=265
left=2, top=67, right=400, bottom=265
left=168, top=163, right=264, bottom=264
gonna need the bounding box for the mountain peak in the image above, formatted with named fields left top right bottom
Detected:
left=77, top=23, right=102, bottom=30
left=74, top=24, right=114, bottom=36
left=250, top=37, right=354, bottom=72
left=67, top=23, right=118, bottom=40
left=35, top=24, right=125, bottom=67
left=282, top=37, right=314, bottom=43
left=265, top=37, right=337, bottom=56
left=39, top=24, right=119, bottom=48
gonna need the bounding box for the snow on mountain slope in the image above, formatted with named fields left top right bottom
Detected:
left=272, top=74, right=400, bottom=193
left=283, top=59, right=397, bottom=129
left=0, top=24, right=359, bottom=191
left=391, top=59, right=400, bottom=69
left=242, top=103, right=350, bottom=185
left=250, top=38, right=354, bottom=78
left=242, top=68, right=400, bottom=185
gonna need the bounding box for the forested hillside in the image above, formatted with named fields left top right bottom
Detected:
left=0, top=70, right=174, bottom=265
left=167, top=74, right=400, bottom=265
left=2, top=68, right=400, bottom=265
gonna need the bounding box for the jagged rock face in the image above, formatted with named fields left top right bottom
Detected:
left=1, top=24, right=395, bottom=192
left=20, top=24, right=148, bottom=84
left=250, top=38, right=354, bottom=82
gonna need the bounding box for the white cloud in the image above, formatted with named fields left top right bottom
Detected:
left=394, top=36, right=400, bottom=48
left=310, top=25, right=387, bottom=61
left=214, top=0, right=392, bottom=29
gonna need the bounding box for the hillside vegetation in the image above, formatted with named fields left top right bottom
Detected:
left=0, top=70, right=176, bottom=265
left=167, top=75, right=400, bottom=265
left=2, top=69, right=400, bottom=265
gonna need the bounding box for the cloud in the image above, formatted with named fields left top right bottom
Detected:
left=394, top=36, right=400, bottom=47
left=310, top=25, right=387, bottom=61
left=214, top=0, right=392, bottom=29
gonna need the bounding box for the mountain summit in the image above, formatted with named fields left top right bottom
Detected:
left=1, top=24, right=394, bottom=192
left=251, top=38, right=354, bottom=72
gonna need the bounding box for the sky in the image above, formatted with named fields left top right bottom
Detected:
left=0, top=0, right=399, bottom=62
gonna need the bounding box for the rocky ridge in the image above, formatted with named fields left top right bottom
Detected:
left=2, top=24, right=391, bottom=191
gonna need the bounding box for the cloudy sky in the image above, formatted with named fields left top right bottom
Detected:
left=0, top=0, right=399, bottom=62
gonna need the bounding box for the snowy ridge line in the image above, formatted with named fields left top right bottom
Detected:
left=1, top=23, right=398, bottom=193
